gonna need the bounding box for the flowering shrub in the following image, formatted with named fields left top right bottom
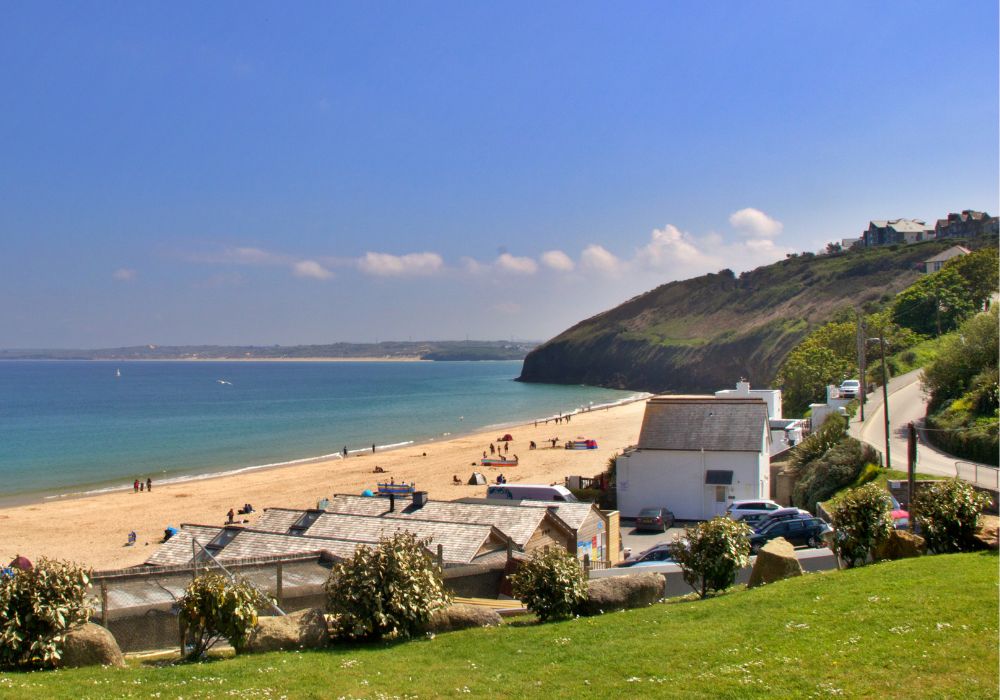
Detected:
left=179, top=573, right=271, bottom=658
left=509, top=547, right=587, bottom=622
left=913, top=478, right=993, bottom=553
left=0, top=558, right=92, bottom=669
left=325, top=532, right=450, bottom=640
left=831, top=482, right=894, bottom=567
left=670, top=517, right=751, bottom=598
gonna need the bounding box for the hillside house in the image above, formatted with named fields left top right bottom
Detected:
left=862, top=219, right=935, bottom=247
left=922, top=245, right=971, bottom=273
left=934, top=210, right=998, bottom=239
left=616, top=396, right=771, bottom=520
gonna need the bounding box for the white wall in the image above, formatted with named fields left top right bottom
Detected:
left=617, top=449, right=769, bottom=521
left=715, top=381, right=782, bottom=419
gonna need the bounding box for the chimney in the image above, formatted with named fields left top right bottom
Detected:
left=388, top=494, right=395, bottom=512
left=413, top=490, right=428, bottom=508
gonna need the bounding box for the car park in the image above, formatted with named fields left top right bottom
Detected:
left=726, top=499, right=782, bottom=521
left=634, top=507, right=675, bottom=532
left=839, top=379, right=861, bottom=399
left=749, top=517, right=832, bottom=553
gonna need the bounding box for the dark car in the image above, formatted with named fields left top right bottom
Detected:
left=634, top=507, right=675, bottom=532
left=749, top=517, right=832, bottom=553
left=616, top=543, right=676, bottom=567
left=752, top=507, right=813, bottom=533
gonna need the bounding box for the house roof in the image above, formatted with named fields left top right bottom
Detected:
left=144, top=525, right=223, bottom=566
left=254, top=508, right=306, bottom=532
left=213, top=530, right=370, bottom=562
left=870, top=219, right=926, bottom=233
left=636, top=396, right=770, bottom=452
left=324, top=494, right=565, bottom=547
left=490, top=500, right=599, bottom=531
left=924, top=246, right=971, bottom=264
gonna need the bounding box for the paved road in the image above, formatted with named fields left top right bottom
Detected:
left=849, top=369, right=998, bottom=490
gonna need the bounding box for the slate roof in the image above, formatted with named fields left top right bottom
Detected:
left=325, top=494, right=556, bottom=547
left=214, top=530, right=370, bottom=562
left=303, top=512, right=504, bottom=564
left=636, top=396, right=769, bottom=452
left=924, top=245, right=971, bottom=264
left=144, top=525, right=223, bottom=566
left=254, top=508, right=305, bottom=533
left=491, top=500, right=597, bottom=531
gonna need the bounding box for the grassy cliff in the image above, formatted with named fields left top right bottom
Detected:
left=519, top=241, right=955, bottom=392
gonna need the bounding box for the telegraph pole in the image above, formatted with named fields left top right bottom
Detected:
left=907, top=422, right=918, bottom=522
left=879, top=335, right=891, bottom=469
left=856, top=311, right=867, bottom=421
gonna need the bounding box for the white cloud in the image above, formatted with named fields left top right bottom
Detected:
left=112, top=268, right=136, bottom=282
left=729, top=208, right=783, bottom=238
left=540, top=250, right=575, bottom=272
left=496, top=253, right=538, bottom=275
left=636, top=224, right=713, bottom=269
left=580, top=245, right=622, bottom=275
left=358, top=251, right=444, bottom=277
left=459, top=257, right=487, bottom=274
left=292, top=260, right=333, bottom=279
left=225, top=247, right=292, bottom=265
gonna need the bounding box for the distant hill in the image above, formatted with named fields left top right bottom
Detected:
left=0, top=340, right=536, bottom=362
left=518, top=241, right=961, bottom=393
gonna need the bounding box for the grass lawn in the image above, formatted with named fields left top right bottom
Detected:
left=1, top=553, right=996, bottom=699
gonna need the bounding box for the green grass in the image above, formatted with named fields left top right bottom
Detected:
left=887, top=332, right=954, bottom=376
left=822, top=467, right=947, bottom=511
left=2, top=554, right=996, bottom=699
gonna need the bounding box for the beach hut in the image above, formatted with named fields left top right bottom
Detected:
left=468, top=471, right=487, bottom=485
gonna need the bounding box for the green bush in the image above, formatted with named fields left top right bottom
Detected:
left=669, top=517, right=751, bottom=598
left=793, top=437, right=877, bottom=513
left=831, top=483, right=894, bottom=568
left=793, top=414, right=848, bottom=469
left=0, top=558, right=92, bottom=670
left=913, top=479, right=993, bottom=553
left=179, top=573, right=271, bottom=658
left=508, top=548, right=587, bottom=622
left=325, top=532, right=450, bottom=640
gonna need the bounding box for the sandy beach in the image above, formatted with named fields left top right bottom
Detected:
left=0, top=400, right=646, bottom=571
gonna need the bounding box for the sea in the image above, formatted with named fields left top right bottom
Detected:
left=0, top=360, right=641, bottom=504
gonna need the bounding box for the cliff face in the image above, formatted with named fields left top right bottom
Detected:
left=518, top=242, right=951, bottom=393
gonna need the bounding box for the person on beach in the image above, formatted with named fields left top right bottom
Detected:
left=227, top=508, right=235, bottom=524
left=489, top=443, right=495, bottom=455
left=483, top=451, right=487, bottom=459
left=372, top=443, right=376, bottom=454
left=504, top=442, right=509, bottom=454
left=139, top=481, right=144, bottom=492
left=343, top=446, right=348, bottom=458
left=133, top=479, right=139, bottom=493
left=146, top=478, right=152, bottom=492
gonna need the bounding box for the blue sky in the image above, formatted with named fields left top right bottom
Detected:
left=1, top=1, right=997, bottom=347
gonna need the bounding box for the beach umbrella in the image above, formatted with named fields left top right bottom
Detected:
left=8, top=555, right=32, bottom=571
left=361, top=489, right=374, bottom=497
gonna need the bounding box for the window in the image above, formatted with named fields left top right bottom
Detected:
left=765, top=503, right=779, bottom=511
left=715, top=486, right=727, bottom=503
left=787, top=520, right=805, bottom=532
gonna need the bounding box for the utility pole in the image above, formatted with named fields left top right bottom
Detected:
left=907, top=422, right=917, bottom=524
left=856, top=311, right=867, bottom=421
left=879, top=335, right=891, bottom=469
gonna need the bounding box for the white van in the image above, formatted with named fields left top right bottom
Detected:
left=485, top=484, right=579, bottom=503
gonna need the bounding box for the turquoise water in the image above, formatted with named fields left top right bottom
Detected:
left=0, top=361, right=637, bottom=501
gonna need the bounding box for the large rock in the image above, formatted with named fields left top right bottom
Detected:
left=424, top=604, right=502, bottom=633
left=579, top=572, right=664, bottom=616
left=246, top=608, right=329, bottom=653
left=874, top=530, right=926, bottom=560
left=60, top=623, right=125, bottom=668
left=971, top=515, right=999, bottom=551
left=747, top=537, right=802, bottom=589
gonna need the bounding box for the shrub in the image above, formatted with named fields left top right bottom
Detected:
left=831, top=483, right=894, bottom=568
left=913, top=478, right=993, bottom=553
left=325, top=532, right=450, bottom=640
left=508, top=548, right=587, bottom=622
left=179, top=573, right=271, bottom=658
left=793, top=437, right=877, bottom=512
left=0, top=558, right=92, bottom=670
left=670, top=517, right=752, bottom=598
left=792, top=414, right=848, bottom=469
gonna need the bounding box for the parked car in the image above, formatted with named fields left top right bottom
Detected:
left=890, top=494, right=910, bottom=530
left=749, top=517, right=832, bottom=553
left=634, top=507, right=675, bottom=532
left=616, top=542, right=676, bottom=567
left=727, top=499, right=782, bottom=521
left=752, top=507, right=813, bottom=532
left=839, top=379, right=861, bottom=399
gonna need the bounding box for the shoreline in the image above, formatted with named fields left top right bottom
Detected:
left=0, top=356, right=432, bottom=363
left=0, top=392, right=650, bottom=510
left=0, top=396, right=650, bottom=570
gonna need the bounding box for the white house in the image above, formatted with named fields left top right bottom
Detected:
left=922, top=245, right=970, bottom=273
left=715, top=379, right=782, bottom=419
left=809, top=384, right=853, bottom=429
left=616, top=396, right=771, bottom=520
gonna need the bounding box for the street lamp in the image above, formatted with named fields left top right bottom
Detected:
left=867, top=336, right=891, bottom=469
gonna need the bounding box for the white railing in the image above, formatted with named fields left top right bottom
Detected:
left=955, top=461, right=1000, bottom=491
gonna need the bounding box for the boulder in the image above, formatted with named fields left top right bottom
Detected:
left=246, top=608, right=329, bottom=653
left=579, top=572, right=664, bottom=616
left=747, top=537, right=802, bottom=589
left=59, top=623, right=125, bottom=668
left=424, top=604, right=502, bottom=633
left=971, top=515, right=999, bottom=551
left=874, top=530, right=926, bottom=560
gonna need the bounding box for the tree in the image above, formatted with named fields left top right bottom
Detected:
left=325, top=532, right=450, bottom=640
left=0, top=558, right=92, bottom=670
left=179, top=573, right=271, bottom=658
left=509, top=548, right=588, bottom=622
left=669, top=517, right=751, bottom=598
left=922, top=308, right=999, bottom=410
left=831, top=483, right=894, bottom=568
left=913, top=478, right=993, bottom=553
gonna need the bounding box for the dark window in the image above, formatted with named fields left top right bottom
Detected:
left=787, top=520, right=805, bottom=532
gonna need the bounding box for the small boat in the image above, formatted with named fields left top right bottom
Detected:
left=377, top=482, right=416, bottom=496
left=217, top=379, right=232, bottom=385
left=481, top=457, right=518, bottom=467
left=115, top=368, right=121, bottom=378
left=564, top=438, right=597, bottom=450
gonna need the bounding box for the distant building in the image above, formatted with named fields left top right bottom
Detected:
left=616, top=396, right=770, bottom=520
left=922, top=245, right=971, bottom=274
left=862, top=219, right=935, bottom=247
left=715, top=379, right=781, bottom=419
left=934, top=210, right=999, bottom=240
left=841, top=237, right=862, bottom=250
